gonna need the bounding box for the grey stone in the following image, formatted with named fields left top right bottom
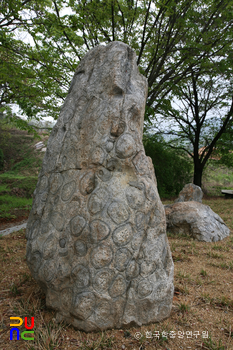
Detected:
left=175, top=183, right=203, bottom=203
left=26, top=41, right=174, bottom=331
left=165, top=201, right=230, bottom=242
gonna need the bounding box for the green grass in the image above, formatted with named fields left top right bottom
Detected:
left=177, top=302, right=190, bottom=314
left=0, top=173, right=38, bottom=198
left=202, top=162, right=233, bottom=196
left=11, top=155, right=42, bottom=172
left=202, top=333, right=226, bottom=350
left=200, top=269, right=207, bottom=277
left=207, top=251, right=224, bottom=259
left=0, top=183, right=9, bottom=192
left=0, top=194, right=32, bottom=218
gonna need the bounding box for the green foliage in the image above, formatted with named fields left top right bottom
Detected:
left=215, top=121, right=233, bottom=168
left=1, top=0, right=233, bottom=126
left=1, top=0, right=233, bottom=191
left=144, top=134, right=192, bottom=197
left=11, top=156, right=42, bottom=172
left=0, top=173, right=38, bottom=198
left=0, top=193, right=32, bottom=218
left=0, top=148, right=3, bottom=170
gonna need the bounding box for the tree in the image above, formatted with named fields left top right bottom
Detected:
left=1, top=0, right=233, bottom=184
left=1, top=0, right=233, bottom=123
left=152, top=62, right=233, bottom=187
left=0, top=0, right=66, bottom=123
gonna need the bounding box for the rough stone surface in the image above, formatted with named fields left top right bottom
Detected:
left=26, top=41, right=174, bottom=331
left=174, top=183, right=203, bottom=203
left=165, top=201, right=230, bottom=242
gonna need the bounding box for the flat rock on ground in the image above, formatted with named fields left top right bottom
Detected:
left=165, top=201, right=230, bottom=242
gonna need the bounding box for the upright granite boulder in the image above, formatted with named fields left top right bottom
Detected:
left=26, top=42, right=174, bottom=331
left=174, top=183, right=203, bottom=203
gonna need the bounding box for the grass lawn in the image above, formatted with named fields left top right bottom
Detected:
left=0, top=199, right=233, bottom=350
left=0, top=174, right=36, bottom=220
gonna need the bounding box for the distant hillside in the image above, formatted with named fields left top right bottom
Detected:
left=0, top=125, right=49, bottom=223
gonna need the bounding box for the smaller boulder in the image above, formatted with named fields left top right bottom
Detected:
left=175, top=183, right=203, bottom=203
left=165, top=201, right=230, bottom=242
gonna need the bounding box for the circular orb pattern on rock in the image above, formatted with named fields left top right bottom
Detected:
left=140, top=261, right=156, bottom=276
left=135, top=212, right=147, bottom=230
left=107, top=201, right=129, bottom=224
left=90, top=220, right=110, bottom=242
left=95, top=300, right=112, bottom=328
left=29, top=219, right=40, bottom=240
left=109, top=274, right=127, bottom=298
left=61, top=180, right=76, bottom=201
left=91, top=146, right=105, bottom=165
left=50, top=211, right=64, bottom=232
left=137, top=279, right=153, bottom=299
left=91, top=243, right=113, bottom=269
left=30, top=251, right=42, bottom=273
left=126, top=259, right=140, bottom=280
left=38, top=175, right=48, bottom=194
left=115, top=134, right=136, bottom=159
left=59, top=238, right=66, bottom=248
left=131, top=232, right=144, bottom=251
left=115, top=248, right=132, bottom=271
left=126, top=186, right=145, bottom=209
left=93, top=269, right=115, bottom=293
left=43, top=260, right=57, bottom=282
left=88, top=188, right=109, bottom=215
left=70, top=215, right=86, bottom=237
left=41, top=220, right=49, bottom=235
left=43, top=235, right=57, bottom=260
left=66, top=200, right=80, bottom=218
left=105, top=140, right=114, bottom=152
left=71, top=265, right=90, bottom=288
left=41, top=192, right=48, bottom=202
left=74, top=240, right=87, bottom=257
left=73, top=292, right=96, bottom=320
left=97, top=167, right=112, bottom=182
left=49, top=173, right=63, bottom=194
left=57, top=261, right=71, bottom=280
left=112, top=224, right=133, bottom=247
left=80, top=171, right=95, bottom=195
left=106, top=158, right=120, bottom=171
left=60, top=288, right=72, bottom=310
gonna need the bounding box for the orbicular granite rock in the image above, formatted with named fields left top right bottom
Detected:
left=174, top=183, right=203, bottom=203
left=26, top=42, right=174, bottom=331
left=165, top=201, right=230, bottom=242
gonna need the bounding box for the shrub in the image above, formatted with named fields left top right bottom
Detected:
left=0, top=148, right=4, bottom=170
left=143, top=134, right=192, bottom=198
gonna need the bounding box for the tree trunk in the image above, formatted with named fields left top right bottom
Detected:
left=193, top=164, right=203, bottom=188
